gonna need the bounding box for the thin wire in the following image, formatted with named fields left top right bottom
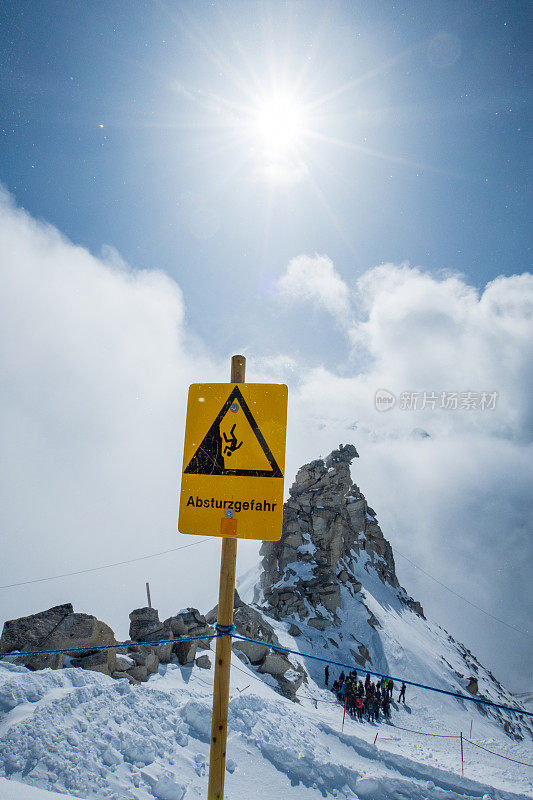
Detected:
left=0, top=538, right=212, bottom=590
left=463, top=737, right=533, bottom=768
left=2, top=523, right=529, bottom=644
left=390, top=722, right=458, bottom=739
left=394, top=548, right=532, bottom=639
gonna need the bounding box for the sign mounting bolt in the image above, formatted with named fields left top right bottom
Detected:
left=230, top=403, right=239, bottom=413
left=225, top=508, right=234, bottom=518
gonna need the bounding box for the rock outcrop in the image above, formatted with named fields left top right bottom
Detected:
left=206, top=590, right=306, bottom=700
left=0, top=604, right=117, bottom=675
left=1, top=444, right=529, bottom=738
left=128, top=607, right=173, bottom=664
left=119, top=606, right=214, bottom=681
left=164, top=608, right=213, bottom=665
left=258, top=444, right=423, bottom=626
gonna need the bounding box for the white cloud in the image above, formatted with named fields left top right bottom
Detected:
left=0, top=189, right=232, bottom=635
left=277, top=254, right=352, bottom=322
left=282, top=261, right=533, bottom=688
left=0, top=195, right=531, bottom=689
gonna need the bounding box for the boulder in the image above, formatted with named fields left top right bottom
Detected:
left=154, top=642, right=174, bottom=663
left=164, top=608, right=213, bottom=649
left=112, top=670, right=140, bottom=685
left=207, top=591, right=277, bottom=646
left=0, top=604, right=117, bottom=673
left=278, top=668, right=306, bottom=701
left=17, top=653, right=65, bottom=671
left=308, top=617, right=328, bottom=631
left=129, top=607, right=174, bottom=651
left=115, top=654, right=135, bottom=671
left=258, top=651, right=291, bottom=678
left=129, top=607, right=163, bottom=641
left=128, top=665, right=148, bottom=682
left=0, top=604, right=73, bottom=654
left=145, top=652, right=159, bottom=674
left=195, top=655, right=211, bottom=670
left=71, top=650, right=116, bottom=676
left=174, top=639, right=198, bottom=665
left=288, top=623, right=302, bottom=637
left=128, top=647, right=159, bottom=674
left=466, top=677, right=479, bottom=695
left=46, top=613, right=116, bottom=654
left=233, top=640, right=269, bottom=665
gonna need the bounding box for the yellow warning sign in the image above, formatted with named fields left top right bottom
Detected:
left=178, top=383, right=288, bottom=541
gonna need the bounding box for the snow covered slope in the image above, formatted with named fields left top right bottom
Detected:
left=0, top=658, right=532, bottom=800
left=250, top=445, right=531, bottom=741
left=1, top=443, right=531, bottom=799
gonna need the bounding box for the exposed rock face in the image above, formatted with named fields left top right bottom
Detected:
left=72, top=650, right=116, bottom=675
left=206, top=591, right=306, bottom=700
left=125, top=606, right=213, bottom=676
left=0, top=604, right=74, bottom=655
left=129, top=607, right=173, bottom=664
left=164, top=608, right=214, bottom=663
left=0, top=604, right=117, bottom=675
left=258, top=444, right=423, bottom=625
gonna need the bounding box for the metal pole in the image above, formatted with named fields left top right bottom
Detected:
left=207, top=355, right=245, bottom=800
left=146, top=582, right=152, bottom=609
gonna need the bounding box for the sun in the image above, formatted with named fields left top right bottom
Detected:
left=239, top=92, right=309, bottom=184
left=250, top=94, right=305, bottom=158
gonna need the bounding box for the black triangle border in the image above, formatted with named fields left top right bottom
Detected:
left=184, top=386, right=283, bottom=478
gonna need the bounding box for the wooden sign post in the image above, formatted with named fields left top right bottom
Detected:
left=177, top=354, right=288, bottom=799
left=207, top=355, right=243, bottom=800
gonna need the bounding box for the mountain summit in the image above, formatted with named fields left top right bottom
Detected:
left=257, top=443, right=423, bottom=633
left=239, top=444, right=531, bottom=740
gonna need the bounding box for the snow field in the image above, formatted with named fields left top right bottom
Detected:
left=0, top=653, right=531, bottom=800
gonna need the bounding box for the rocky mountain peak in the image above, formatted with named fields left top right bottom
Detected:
left=257, top=444, right=424, bottom=627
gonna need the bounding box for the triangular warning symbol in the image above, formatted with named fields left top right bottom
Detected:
left=184, top=387, right=283, bottom=478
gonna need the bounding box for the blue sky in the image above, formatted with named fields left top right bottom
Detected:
left=0, top=1, right=531, bottom=690
left=1, top=0, right=530, bottom=360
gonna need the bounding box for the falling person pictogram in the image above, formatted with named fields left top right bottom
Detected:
left=222, top=424, right=243, bottom=457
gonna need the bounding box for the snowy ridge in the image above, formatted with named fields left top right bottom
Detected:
left=253, top=445, right=531, bottom=741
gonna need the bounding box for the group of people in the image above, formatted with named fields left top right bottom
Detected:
left=324, top=664, right=406, bottom=723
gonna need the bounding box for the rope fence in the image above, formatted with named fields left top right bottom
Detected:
left=1, top=628, right=531, bottom=719
left=463, top=737, right=533, bottom=767
left=1, top=628, right=532, bottom=770
left=0, top=633, right=218, bottom=659
left=390, top=722, right=458, bottom=739
left=229, top=632, right=533, bottom=719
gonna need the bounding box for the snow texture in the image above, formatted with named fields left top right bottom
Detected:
left=0, top=649, right=531, bottom=800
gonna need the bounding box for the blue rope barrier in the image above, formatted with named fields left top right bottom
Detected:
left=1, top=624, right=531, bottom=719
left=215, top=623, right=235, bottom=635
left=0, top=633, right=218, bottom=659
left=230, top=632, right=533, bottom=719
